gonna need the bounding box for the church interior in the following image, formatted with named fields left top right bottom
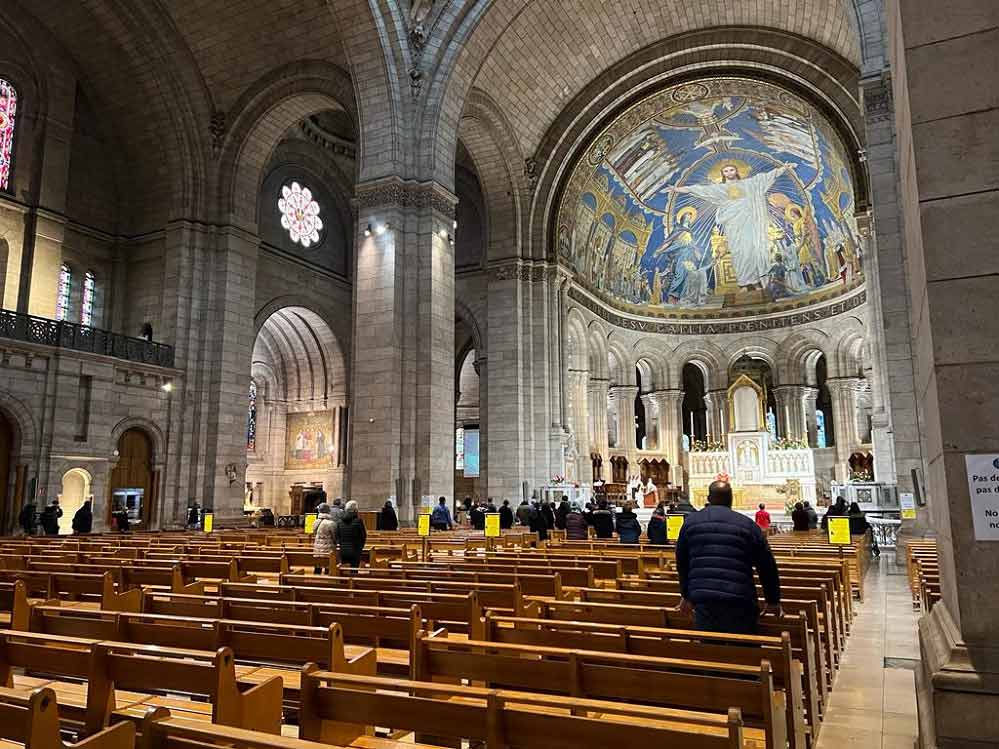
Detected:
left=0, top=0, right=995, bottom=747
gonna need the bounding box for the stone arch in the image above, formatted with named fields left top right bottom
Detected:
left=218, top=61, right=357, bottom=230
left=669, top=340, right=728, bottom=392
left=109, top=418, right=165, bottom=470
left=459, top=89, right=527, bottom=262
left=726, top=339, right=781, bottom=377
left=565, top=307, right=590, bottom=371
left=832, top=321, right=868, bottom=378
left=776, top=329, right=835, bottom=385
left=606, top=338, right=633, bottom=386
left=586, top=323, right=610, bottom=380
left=57, top=467, right=93, bottom=535
left=454, top=297, right=485, bottom=354
left=252, top=305, right=347, bottom=404
left=425, top=1, right=863, bottom=190
left=0, top=388, right=38, bottom=461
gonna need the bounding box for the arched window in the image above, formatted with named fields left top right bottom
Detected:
left=0, top=78, right=16, bottom=192
left=246, top=380, right=258, bottom=450
left=80, top=271, right=96, bottom=326
left=56, top=264, right=72, bottom=321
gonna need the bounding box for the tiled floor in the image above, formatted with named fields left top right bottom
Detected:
left=815, top=553, right=921, bottom=749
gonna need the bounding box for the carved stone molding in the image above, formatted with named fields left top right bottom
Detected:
left=568, top=285, right=867, bottom=335
left=353, top=177, right=457, bottom=218
left=486, top=261, right=556, bottom=284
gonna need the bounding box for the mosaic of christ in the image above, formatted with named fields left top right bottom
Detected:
left=557, top=78, right=864, bottom=315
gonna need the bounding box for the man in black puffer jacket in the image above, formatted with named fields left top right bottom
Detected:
left=676, top=480, right=781, bottom=634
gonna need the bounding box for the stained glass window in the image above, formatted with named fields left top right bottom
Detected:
left=56, top=264, right=71, bottom=321
left=278, top=182, right=323, bottom=247
left=247, top=380, right=258, bottom=451
left=81, top=271, right=95, bottom=326
left=816, top=410, right=827, bottom=449
left=0, top=78, right=16, bottom=192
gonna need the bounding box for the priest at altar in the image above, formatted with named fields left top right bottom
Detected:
left=643, top=477, right=658, bottom=507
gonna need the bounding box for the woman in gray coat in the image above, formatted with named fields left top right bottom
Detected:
left=312, top=503, right=336, bottom=574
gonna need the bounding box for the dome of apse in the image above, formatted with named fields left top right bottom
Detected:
left=557, top=77, right=865, bottom=322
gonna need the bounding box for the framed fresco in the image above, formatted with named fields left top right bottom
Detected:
left=285, top=411, right=334, bottom=470
left=558, top=77, right=863, bottom=319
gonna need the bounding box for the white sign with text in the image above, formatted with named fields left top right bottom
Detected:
left=965, top=454, right=999, bottom=541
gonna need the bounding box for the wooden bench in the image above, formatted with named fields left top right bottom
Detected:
left=0, top=583, right=29, bottom=630
left=299, top=670, right=746, bottom=749
left=410, top=632, right=790, bottom=749
left=0, top=685, right=135, bottom=749
left=0, top=630, right=283, bottom=735
left=480, top=613, right=812, bottom=748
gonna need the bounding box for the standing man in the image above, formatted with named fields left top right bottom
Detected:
left=676, top=480, right=782, bottom=634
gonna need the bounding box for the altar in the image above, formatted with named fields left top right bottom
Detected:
left=688, top=375, right=816, bottom=509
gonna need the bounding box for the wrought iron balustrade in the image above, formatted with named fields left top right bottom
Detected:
left=0, top=309, right=174, bottom=368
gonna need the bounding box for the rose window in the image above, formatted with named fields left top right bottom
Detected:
left=278, top=182, right=323, bottom=247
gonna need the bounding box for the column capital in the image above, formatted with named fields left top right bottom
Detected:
left=587, top=378, right=609, bottom=395
left=826, top=376, right=863, bottom=394
left=608, top=385, right=640, bottom=399
left=353, top=176, right=458, bottom=218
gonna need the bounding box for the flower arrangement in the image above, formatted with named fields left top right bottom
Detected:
left=714, top=472, right=730, bottom=483
left=551, top=475, right=566, bottom=484
left=690, top=438, right=726, bottom=452
left=850, top=469, right=873, bottom=482
left=772, top=437, right=809, bottom=450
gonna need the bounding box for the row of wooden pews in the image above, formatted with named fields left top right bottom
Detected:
left=905, top=540, right=939, bottom=611
left=0, top=526, right=863, bottom=749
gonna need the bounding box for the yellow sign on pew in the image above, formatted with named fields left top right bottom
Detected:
left=485, top=513, right=500, bottom=537
left=417, top=513, right=431, bottom=536
left=202, top=512, right=214, bottom=533
left=304, top=513, right=318, bottom=534
left=667, top=514, right=685, bottom=541
left=827, top=516, right=851, bottom=545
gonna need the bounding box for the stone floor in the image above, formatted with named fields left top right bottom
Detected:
left=815, top=552, right=921, bottom=749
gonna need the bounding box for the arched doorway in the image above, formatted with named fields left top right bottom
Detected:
left=0, top=411, right=12, bottom=532
left=108, top=428, right=153, bottom=529
left=59, top=468, right=92, bottom=535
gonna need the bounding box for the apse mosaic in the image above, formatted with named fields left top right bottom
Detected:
left=557, top=78, right=863, bottom=316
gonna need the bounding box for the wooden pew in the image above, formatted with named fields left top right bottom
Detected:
left=0, top=630, right=283, bottom=736
left=299, top=670, right=746, bottom=749
left=0, top=582, right=29, bottom=630
left=410, top=632, right=791, bottom=749
left=0, top=686, right=135, bottom=749
left=481, top=613, right=812, bottom=748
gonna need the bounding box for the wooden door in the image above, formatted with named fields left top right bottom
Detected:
left=108, top=429, right=153, bottom=527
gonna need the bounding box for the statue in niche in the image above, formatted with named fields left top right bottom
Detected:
left=564, top=432, right=579, bottom=485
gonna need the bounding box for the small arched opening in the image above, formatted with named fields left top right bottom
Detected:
left=59, top=468, right=92, bottom=535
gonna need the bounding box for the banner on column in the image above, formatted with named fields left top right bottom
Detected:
left=667, top=514, right=685, bottom=541
left=827, top=516, right=850, bottom=545
left=965, top=454, right=999, bottom=541
left=899, top=493, right=916, bottom=520
left=202, top=513, right=214, bottom=534
left=417, top=514, right=431, bottom=537
left=304, top=513, right=318, bottom=534
left=485, top=513, right=500, bottom=537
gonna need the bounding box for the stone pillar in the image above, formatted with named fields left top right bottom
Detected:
left=704, top=390, right=728, bottom=441
left=587, top=378, right=609, bottom=478
left=473, top=354, right=488, bottom=492
left=803, top=387, right=819, bottom=447
left=774, top=385, right=808, bottom=442
left=641, top=394, right=658, bottom=450
left=826, top=378, right=860, bottom=481
left=610, top=385, right=639, bottom=455
left=348, top=179, right=456, bottom=515
left=651, top=390, right=684, bottom=486
left=567, top=369, right=590, bottom=478
left=886, top=1, right=999, bottom=743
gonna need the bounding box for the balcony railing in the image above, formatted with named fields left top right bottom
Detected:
left=0, top=309, right=175, bottom=368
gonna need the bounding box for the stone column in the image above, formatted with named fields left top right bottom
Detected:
left=802, top=387, right=819, bottom=447
left=348, top=179, right=456, bottom=515
left=650, top=390, right=684, bottom=486
left=826, top=377, right=861, bottom=481
left=610, top=385, right=639, bottom=456
left=587, top=378, right=609, bottom=479
left=567, top=369, right=590, bottom=478
left=641, top=394, right=658, bottom=450
left=774, top=385, right=808, bottom=442
left=704, top=390, right=728, bottom=441
left=887, top=1, right=999, bottom=743
left=473, top=354, right=488, bottom=492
